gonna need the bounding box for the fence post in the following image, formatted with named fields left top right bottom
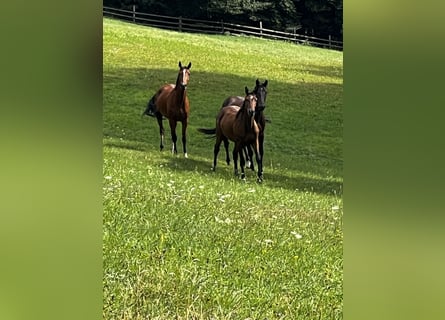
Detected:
left=259, top=21, right=263, bottom=37
left=132, top=4, right=136, bottom=23
left=329, top=35, right=332, bottom=49
left=221, top=20, right=224, bottom=34
left=179, top=16, right=182, bottom=32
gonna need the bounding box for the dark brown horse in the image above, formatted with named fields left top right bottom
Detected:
left=221, top=79, right=268, bottom=175
left=142, top=61, right=191, bottom=157
left=199, top=87, right=263, bottom=182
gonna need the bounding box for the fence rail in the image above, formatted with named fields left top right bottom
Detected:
left=103, top=6, right=343, bottom=51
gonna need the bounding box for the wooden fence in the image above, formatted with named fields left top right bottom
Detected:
left=103, top=6, right=343, bottom=51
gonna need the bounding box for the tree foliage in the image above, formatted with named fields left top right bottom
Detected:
left=103, top=0, right=343, bottom=40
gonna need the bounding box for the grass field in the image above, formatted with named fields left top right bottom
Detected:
left=103, top=17, right=343, bottom=319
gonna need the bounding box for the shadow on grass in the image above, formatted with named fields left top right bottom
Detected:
left=285, top=64, right=343, bottom=80
left=162, top=153, right=342, bottom=196
left=264, top=171, right=342, bottom=195
left=103, top=66, right=343, bottom=123
left=103, top=137, right=152, bottom=152
left=103, top=138, right=342, bottom=196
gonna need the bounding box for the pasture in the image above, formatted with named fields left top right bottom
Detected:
left=103, top=17, right=343, bottom=319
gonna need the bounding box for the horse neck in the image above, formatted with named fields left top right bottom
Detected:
left=173, top=74, right=187, bottom=107
left=254, top=110, right=263, bottom=122
left=238, top=103, right=254, bottom=134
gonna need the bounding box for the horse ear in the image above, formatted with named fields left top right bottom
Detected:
left=245, top=86, right=249, bottom=95
left=264, top=79, right=268, bottom=87
left=256, top=78, right=260, bottom=86
left=179, top=61, right=182, bottom=68
left=187, top=62, right=192, bottom=69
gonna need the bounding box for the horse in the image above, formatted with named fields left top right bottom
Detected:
left=142, top=61, right=192, bottom=158
left=221, top=79, right=268, bottom=175
left=198, top=87, right=263, bottom=182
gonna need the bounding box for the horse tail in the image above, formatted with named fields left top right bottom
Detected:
left=197, top=128, right=216, bottom=138
left=142, top=94, right=157, bottom=118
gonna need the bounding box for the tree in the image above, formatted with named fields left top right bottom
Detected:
left=207, top=0, right=273, bottom=25
left=104, top=0, right=343, bottom=40
left=294, top=0, right=342, bottom=40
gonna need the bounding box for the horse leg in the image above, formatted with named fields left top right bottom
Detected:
left=169, top=119, right=178, bottom=155
left=233, top=144, right=239, bottom=177
left=223, top=138, right=230, bottom=165
left=253, top=138, right=263, bottom=183
left=239, top=145, right=246, bottom=180
left=258, top=133, right=264, bottom=176
left=156, top=114, right=165, bottom=151
left=212, top=135, right=222, bottom=171
left=181, top=120, right=188, bottom=158
left=245, top=145, right=254, bottom=171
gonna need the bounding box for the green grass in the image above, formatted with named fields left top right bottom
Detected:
left=103, top=18, right=343, bottom=319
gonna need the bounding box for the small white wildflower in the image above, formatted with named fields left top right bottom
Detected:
left=291, top=231, right=303, bottom=239
left=104, top=176, right=112, bottom=180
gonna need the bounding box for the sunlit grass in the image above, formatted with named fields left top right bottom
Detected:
left=103, top=17, right=342, bottom=319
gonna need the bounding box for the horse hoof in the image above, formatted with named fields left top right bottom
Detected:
left=211, top=167, right=216, bottom=171
left=184, top=153, right=188, bottom=158
left=257, top=176, right=263, bottom=183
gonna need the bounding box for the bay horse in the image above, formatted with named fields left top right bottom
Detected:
left=221, top=79, right=268, bottom=175
left=142, top=61, right=191, bottom=157
left=198, top=87, right=263, bottom=182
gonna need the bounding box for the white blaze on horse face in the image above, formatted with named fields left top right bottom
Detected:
left=249, top=95, right=257, bottom=113
left=181, top=69, right=189, bottom=86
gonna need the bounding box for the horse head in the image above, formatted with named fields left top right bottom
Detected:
left=244, top=86, right=257, bottom=117
left=254, top=79, right=268, bottom=112
left=177, top=61, right=192, bottom=89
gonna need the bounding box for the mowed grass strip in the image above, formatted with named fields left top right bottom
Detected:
left=103, top=18, right=342, bottom=319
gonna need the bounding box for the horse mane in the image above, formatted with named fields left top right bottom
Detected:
left=175, top=70, right=182, bottom=88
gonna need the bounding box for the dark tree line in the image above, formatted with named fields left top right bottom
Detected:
left=104, top=0, right=343, bottom=41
